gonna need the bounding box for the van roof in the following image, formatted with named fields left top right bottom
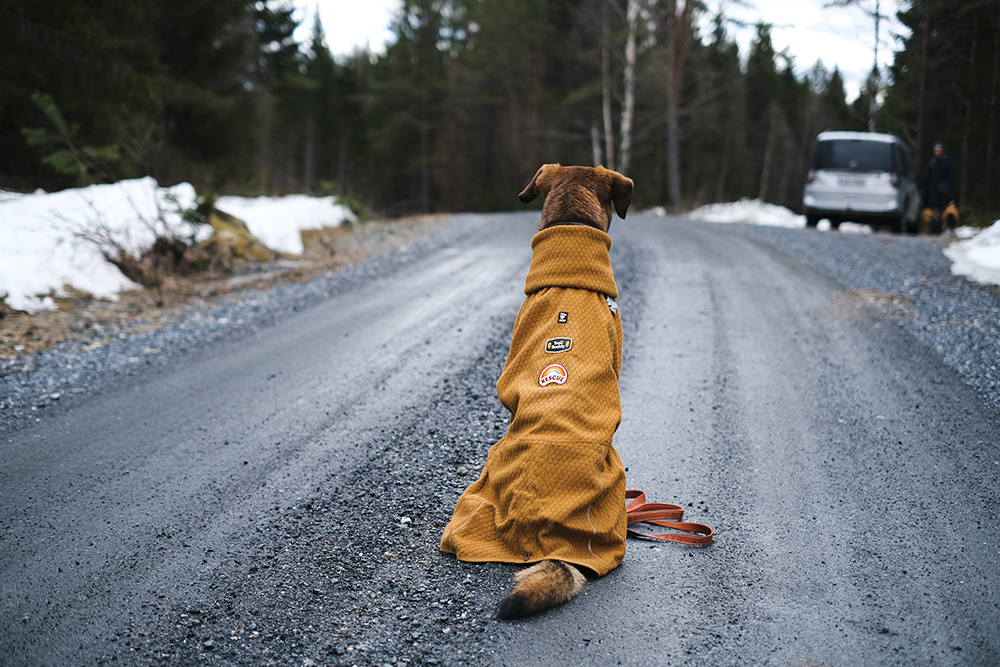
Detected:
left=816, top=131, right=900, bottom=144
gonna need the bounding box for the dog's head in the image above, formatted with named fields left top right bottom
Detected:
left=518, top=164, right=633, bottom=232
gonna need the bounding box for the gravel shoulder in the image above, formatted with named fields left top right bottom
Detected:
left=0, top=215, right=457, bottom=433
left=729, top=223, right=1000, bottom=412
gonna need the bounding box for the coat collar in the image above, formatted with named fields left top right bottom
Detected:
left=524, top=225, right=617, bottom=298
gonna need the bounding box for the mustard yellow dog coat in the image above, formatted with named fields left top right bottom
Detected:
left=440, top=225, right=627, bottom=576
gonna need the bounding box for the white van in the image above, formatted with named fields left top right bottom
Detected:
left=802, top=131, right=920, bottom=232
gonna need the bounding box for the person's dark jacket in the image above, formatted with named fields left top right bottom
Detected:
left=916, top=153, right=956, bottom=208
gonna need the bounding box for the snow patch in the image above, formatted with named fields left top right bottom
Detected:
left=688, top=198, right=807, bottom=228
left=214, top=194, right=356, bottom=255
left=1, top=180, right=359, bottom=313
left=944, top=221, right=1000, bottom=286
left=0, top=178, right=197, bottom=313
left=665, top=198, right=872, bottom=233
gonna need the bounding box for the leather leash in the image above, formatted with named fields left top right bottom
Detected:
left=625, top=489, right=714, bottom=546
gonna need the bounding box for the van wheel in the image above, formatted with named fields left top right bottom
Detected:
left=829, top=218, right=842, bottom=230
left=806, top=216, right=819, bottom=228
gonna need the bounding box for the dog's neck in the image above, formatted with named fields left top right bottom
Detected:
left=541, top=220, right=605, bottom=231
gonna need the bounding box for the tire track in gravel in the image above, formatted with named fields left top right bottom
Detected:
left=134, top=324, right=520, bottom=667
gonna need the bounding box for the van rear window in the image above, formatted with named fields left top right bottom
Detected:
left=812, top=140, right=894, bottom=171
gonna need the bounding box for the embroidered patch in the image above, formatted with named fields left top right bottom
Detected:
left=538, top=364, right=568, bottom=386
left=558, top=312, right=568, bottom=323
left=544, top=337, right=572, bottom=353
left=606, top=296, right=618, bottom=315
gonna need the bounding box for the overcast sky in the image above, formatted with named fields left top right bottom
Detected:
left=292, top=0, right=908, bottom=101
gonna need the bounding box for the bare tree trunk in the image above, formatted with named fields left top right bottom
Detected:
left=960, top=19, right=977, bottom=206
left=591, top=122, right=603, bottom=166
left=715, top=112, right=731, bottom=203
left=830, top=0, right=882, bottom=131
left=419, top=97, right=431, bottom=213
left=868, top=0, right=881, bottom=131
left=985, top=14, right=1000, bottom=201
left=758, top=104, right=778, bottom=202
left=665, top=75, right=681, bottom=208
left=777, top=136, right=792, bottom=207
left=336, top=123, right=349, bottom=187
left=866, top=67, right=878, bottom=132
left=304, top=110, right=316, bottom=195
left=285, top=132, right=296, bottom=193
left=916, top=4, right=930, bottom=167
left=665, top=0, right=692, bottom=211
left=618, top=0, right=639, bottom=174
left=602, top=0, right=615, bottom=170
left=256, top=97, right=272, bottom=195
left=529, top=59, right=544, bottom=171
left=799, top=91, right=816, bottom=210
left=415, top=0, right=436, bottom=212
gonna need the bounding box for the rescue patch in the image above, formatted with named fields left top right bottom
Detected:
left=544, top=337, right=573, bottom=353
left=538, top=364, right=568, bottom=386
left=558, top=312, right=569, bottom=323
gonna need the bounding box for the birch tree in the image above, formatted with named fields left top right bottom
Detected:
left=665, top=0, right=696, bottom=210
left=618, top=0, right=641, bottom=174
left=602, top=0, right=616, bottom=170
left=826, top=0, right=890, bottom=132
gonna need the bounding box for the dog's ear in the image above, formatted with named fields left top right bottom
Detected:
left=518, top=164, right=560, bottom=203
left=610, top=171, right=634, bottom=219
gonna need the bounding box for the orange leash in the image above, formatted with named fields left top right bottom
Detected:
left=625, top=489, right=714, bottom=546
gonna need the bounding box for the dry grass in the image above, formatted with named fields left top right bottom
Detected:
left=823, top=288, right=915, bottom=322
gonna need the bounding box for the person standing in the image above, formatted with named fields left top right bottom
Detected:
left=915, top=141, right=956, bottom=233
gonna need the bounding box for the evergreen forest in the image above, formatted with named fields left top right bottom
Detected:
left=1, top=0, right=997, bottom=223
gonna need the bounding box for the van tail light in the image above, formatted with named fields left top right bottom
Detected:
left=807, top=167, right=815, bottom=184
left=891, top=169, right=899, bottom=187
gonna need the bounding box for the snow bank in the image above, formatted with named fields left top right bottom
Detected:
left=679, top=198, right=871, bottom=233
left=0, top=180, right=358, bottom=313
left=214, top=194, right=356, bottom=255
left=0, top=178, right=198, bottom=313
left=944, top=221, right=1000, bottom=286
left=687, top=198, right=807, bottom=228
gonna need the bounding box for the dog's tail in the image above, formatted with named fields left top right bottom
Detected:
left=496, top=560, right=586, bottom=619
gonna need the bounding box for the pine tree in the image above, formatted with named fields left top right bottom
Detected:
left=883, top=0, right=1000, bottom=221
left=21, top=92, right=121, bottom=185
left=363, top=0, right=455, bottom=212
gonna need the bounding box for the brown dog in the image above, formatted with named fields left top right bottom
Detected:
left=440, top=164, right=634, bottom=618
left=518, top=163, right=633, bottom=232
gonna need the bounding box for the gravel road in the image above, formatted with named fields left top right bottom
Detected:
left=3, top=216, right=998, bottom=431
left=732, top=223, right=1000, bottom=412
left=1, top=212, right=998, bottom=667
